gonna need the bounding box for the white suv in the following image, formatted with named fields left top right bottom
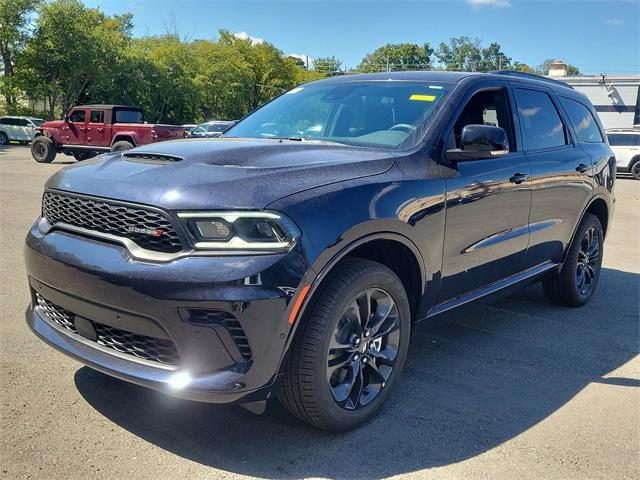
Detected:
left=607, top=128, right=640, bottom=180
left=0, top=116, right=44, bottom=145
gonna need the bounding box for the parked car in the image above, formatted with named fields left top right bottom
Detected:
left=606, top=128, right=640, bottom=179
left=24, top=71, right=615, bottom=431
left=30, top=105, right=187, bottom=163
left=0, top=116, right=44, bottom=145
left=187, top=120, right=234, bottom=138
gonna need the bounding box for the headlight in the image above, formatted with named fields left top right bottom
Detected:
left=177, top=211, right=300, bottom=254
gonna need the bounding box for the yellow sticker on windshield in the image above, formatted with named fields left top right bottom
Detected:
left=409, top=94, right=437, bottom=102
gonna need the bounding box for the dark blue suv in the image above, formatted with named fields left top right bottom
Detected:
left=25, top=71, right=615, bottom=431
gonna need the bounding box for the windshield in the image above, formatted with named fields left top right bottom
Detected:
left=31, top=119, right=44, bottom=127
left=225, top=81, right=452, bottom=149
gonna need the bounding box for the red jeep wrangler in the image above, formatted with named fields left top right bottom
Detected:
left=31, top=105, right=187, bottom=163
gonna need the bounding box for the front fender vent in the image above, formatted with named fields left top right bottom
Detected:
left=122, top=152, right=183, bottom=163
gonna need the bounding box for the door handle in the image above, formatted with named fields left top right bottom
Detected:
left=85, top=127, right=91, bottom=132
left=96, top=127, right=104, bottom=133
left=509, top=173, right=529, bottom=184
left=79, top=127, right=87, bottom=132
left=575, top=163, right=590, bottom=173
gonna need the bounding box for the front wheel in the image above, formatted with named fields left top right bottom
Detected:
left=111, top=140, right=134, bottom=152
left=542, top=213, right=603, bottom=306
left=31, top=136, right=57, bottom=163
left=630, top=158, right=640, bottom=180
left=278, top=258, right=411, bottom=431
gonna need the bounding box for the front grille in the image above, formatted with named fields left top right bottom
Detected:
left=35, top=293, right=181, bottom=366
left=188, top=309, right=252, bottom=361
left=42, top=191, right=182, bottom=253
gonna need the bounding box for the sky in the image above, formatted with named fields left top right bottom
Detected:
left=84, top=0, right=640, bottom=74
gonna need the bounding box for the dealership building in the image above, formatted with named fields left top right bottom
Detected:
left=548, top=61, right=640, bottom=130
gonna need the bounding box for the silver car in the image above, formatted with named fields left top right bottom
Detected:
left=606, top=128, right=640, bottom=180
left=0, top=116, right=44, bottom=145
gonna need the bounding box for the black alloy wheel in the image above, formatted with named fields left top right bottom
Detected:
left=327, top=288, right=400, bottom=410
left=542, top=213, right=603, bottom=307
left=576, top=227, right=600, bottom=296
left=279, top=258, right=411, bottom=431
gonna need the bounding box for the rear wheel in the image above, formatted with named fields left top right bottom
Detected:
left=111, top=140, right=134, bottom=152
left=278, top=258, right=411, bottom=431
left=542, top=213, right=603, bottom=306
left=0, top=132, right=8, bottom=145
left=31, top=136, right=56, bottom=163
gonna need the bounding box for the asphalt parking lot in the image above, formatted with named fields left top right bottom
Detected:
left=1, top=143, right=638, bottom=480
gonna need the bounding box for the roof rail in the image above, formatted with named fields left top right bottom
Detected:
left=490, top=70, right=575, bottom=90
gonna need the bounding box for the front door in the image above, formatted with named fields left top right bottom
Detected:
left=64, top=109, right=88, bottom=145
left=438, top=86, right=532, bottom=302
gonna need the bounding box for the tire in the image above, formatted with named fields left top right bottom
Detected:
left=111, top=140, right=134, bottom=152
left=630, top=158, right=640, bottom=180
left=72, top=151, right=97, bottom=161
left=542, top=213, right=603, bottom=307
left=31, top=136, right=57, bottom=163
left=278, top=258, right=411, bottom=431
left=0, top=132, right=8, bottom=145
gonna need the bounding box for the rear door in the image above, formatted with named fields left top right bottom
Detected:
left=514, top=88, right=595, bottom=267
left=439, top=84, right=532, bottom=302
left=87, top=109, right=110, bottom=147
left=607, top=133, right=639, bottom=169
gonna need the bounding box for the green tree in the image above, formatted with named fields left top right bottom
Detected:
left=480, top=42, right=512, bottom=71
left=0, top=0, right=40, bottom=106
left=15, top=0, right=133, bottom=118
left=435, top=36, right=482, bottom=71
left=358, top=43, right=433, bottom=73
left=313, top=56, right=342, bottom=75
left=512, top=61, right=535, bottom=73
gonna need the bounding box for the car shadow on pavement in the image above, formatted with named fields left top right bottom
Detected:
left=74, top=267, right=639, bottom=479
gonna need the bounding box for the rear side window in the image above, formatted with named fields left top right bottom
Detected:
left=514, top=89, right=567, bottom=150
left=607, top=133, right=640, bottom=146
left=114, top=109, right=143, bottom=124
left=89, top=111, right=104, bottom=123
left=560, top=97, right=603, bottom=143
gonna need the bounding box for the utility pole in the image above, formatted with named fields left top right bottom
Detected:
left=386, top=55, right=390, bottom=73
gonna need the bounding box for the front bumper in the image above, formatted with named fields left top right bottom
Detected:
left=24, top=220, right=312, bottom=403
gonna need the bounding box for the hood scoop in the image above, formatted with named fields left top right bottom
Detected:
left=122, top=152, right=183, bottom=163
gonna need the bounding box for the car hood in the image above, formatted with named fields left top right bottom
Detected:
left=45, top=138, right=396, bottom=210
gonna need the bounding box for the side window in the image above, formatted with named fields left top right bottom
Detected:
left=0, top=118, right=7, bottom=125
left=453, top=88, right=515, bottom=150
left=560, top=97, right=603, bottom=143
left=17, top=119, right=29, bottom=127
left=89, top=110, right=104, bottom=123
left=514, top=89, right=567, bottom=150
left=69, top=110, right=86, bottom=123
left=607, top=134, right=639, bottom=147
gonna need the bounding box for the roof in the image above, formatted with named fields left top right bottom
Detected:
left=316, top=71, right=478, bottom=84
left=73, top=105, right=142, bottom=110
left=310, top=70, right=576, bottom=93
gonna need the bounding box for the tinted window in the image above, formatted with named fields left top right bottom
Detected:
left=89, top=111, right=104, bottom=123
left=560, top=97, right=603, bottom=143
left=0, top=118, right=7, bottom=125
left=607, top=133, right=640, bottom=147
left=207, top=123, right=229, bottom=133
left=514, top=89, right=567, bottom=150
left=69, top=110, right=86, bottom=123
left=15, top=119, right=29, bottom=126
left=114, top=109, right=143, bottom=124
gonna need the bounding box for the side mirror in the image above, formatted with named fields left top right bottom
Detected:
left=447, top=124, right=509, bottom=161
